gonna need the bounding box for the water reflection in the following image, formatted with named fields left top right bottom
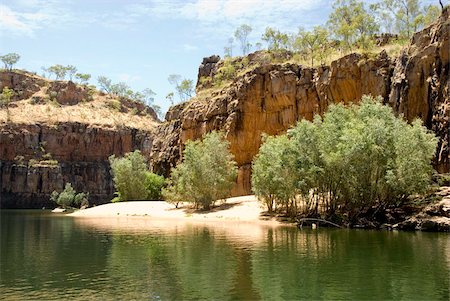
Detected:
left=1, top=211, right=449, bottom=300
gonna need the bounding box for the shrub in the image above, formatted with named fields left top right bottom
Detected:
left=252, top=95, right=438, bottom=221
left=251, top=134, right=297, bottom=214
left=50, top=183, right=88, bottom=209
left=145, top=172, right=165, bottom=200
left=162, top=131, right=237, bottom=210
left=109, top=150, right=165, bottom=201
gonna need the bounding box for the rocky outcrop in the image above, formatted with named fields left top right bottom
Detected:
left=48, top=81, right=90, bottom=105
left=389, top=9, right=449, bottom=172
left=393, top=187, right=450, bottom=232
left=373, top=33, right=399, bottom=46
left=151, top=8, right=450, bottom=195
left=0, top=122, right=154, bottom=208
left=0, top=71, right=46, bottom=101
left=0, top=70, right=158, bottom=208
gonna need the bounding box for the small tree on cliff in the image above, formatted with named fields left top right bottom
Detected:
left=162, top=131, right=238, bottom=210
left=234, top=24, right=253, bottom=55
left=0, top=87, right=15, bottom=122
left=0, top=53, right=20, bottom=71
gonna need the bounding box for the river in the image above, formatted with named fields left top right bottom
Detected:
left=1, top=210, right=449, bottom=300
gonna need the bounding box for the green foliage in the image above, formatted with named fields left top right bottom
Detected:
left=145, top=172, right=165, bottom=200
left=376, top=0, right=440, bottom=38
left=224, top=37, right=234, bottom=57
left=328, top=0, right=379, bottom=52
left=97, top=75, right=160, bottom=115
left=252, top=96, right=437, bottom=221
left=1, top=86, right=15, bottom=122
left=234, top=24, right=253, bottom=55
left=294, top=26, right=330, bottom=66
left=97, top=76, right=113, bottom=93
left=46, top=64, right=68, bottom=80
left=0, top=87, right=14, bottom=106
left=251, top=135, right=297, bottom=214
left=75, top=73, right=91, bottom=84
left=109, top=150, right=165, bottom=201
left=50, top=183, right=88, bottom=209
left=109, top=150, right=149, bottom=201
left=213, top=57, right=251, bottom=87
left=66, top=65, right=77, bottom=81
left=261, top=27, right=289, bottom=51
left=0, top=53, right=20, bottom=71
left=168, top=74, right=194, bottom=102
left=166, top=92, right=175, bottom=106
left=163, top=131, right=238, bottom=210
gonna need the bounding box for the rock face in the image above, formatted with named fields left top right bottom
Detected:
left=1, top=10, right=448, bottom=208
left=151, top=8, right=450, bottom=195
left=394, top=188, right=450, bottom=232
left=0, top=71, right=46, bottom=101
left=0, top=71, right=158, bottom=208
left=0, top=122, right=154, bottom=208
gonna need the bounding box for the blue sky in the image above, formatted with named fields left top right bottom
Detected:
left=0, top=0, right=444, bottom=114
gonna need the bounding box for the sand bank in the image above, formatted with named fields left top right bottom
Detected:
left=69, top=195, right=291, bottom=227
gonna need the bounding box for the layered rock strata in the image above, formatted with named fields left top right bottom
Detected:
left=151, top=9, right=449, bottom=195
left=0, top=122, right=153, bottom=208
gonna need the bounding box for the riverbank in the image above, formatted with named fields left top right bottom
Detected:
left=68, top=195, right=291, bottom=227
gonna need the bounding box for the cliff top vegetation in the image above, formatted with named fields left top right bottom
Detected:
left=0, top=70, right=159, bottom=131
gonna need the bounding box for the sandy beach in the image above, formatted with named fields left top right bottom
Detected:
left=68, top=195, right=291, bottom=227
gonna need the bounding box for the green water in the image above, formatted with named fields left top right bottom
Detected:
left=1, top=210, right=449, bottom=300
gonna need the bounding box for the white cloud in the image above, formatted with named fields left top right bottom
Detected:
left=153, top=0, right=322, bottom=22
left=183, top=43, right=199, bottom=51
left=125, top=0, right=327, bottom=39
left=117, top=73, right=142, bottom=83
left=0, top=2, right=76, bottom=37
left=0, top=5, right=35, bottom=36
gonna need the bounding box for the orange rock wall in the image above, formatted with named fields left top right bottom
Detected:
left=152, top=9, right=449, bottom=195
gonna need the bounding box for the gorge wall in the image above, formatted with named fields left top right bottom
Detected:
left=0, top=123, right=153, bottom=208
left=0, top=72, right=157, bottom=208
left=151, top=9, right=449, bottom=196
left=1, top=9, right=448, bottom=208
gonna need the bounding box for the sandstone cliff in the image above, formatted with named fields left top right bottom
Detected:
left=151, top=8, right=449, bottom=196
left=1, top=10, right=448, bottom=208
left=0, top=72, right=157, bottom=208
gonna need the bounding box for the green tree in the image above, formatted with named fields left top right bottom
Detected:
left=163, top=131, right=237, bottom=210
left=327, top=0, right=379, bottom=51
left=179, top=79, right=194, bottom=100
left=294, top=26, right=330, bottom=66
left=66, top=65, right=77, bottom=81
left=261, top=27, right=289, bottom=51
left=47, top=64, right=68, bottom=80
left=50, top=183, right=88, bottom=209
left=224, top=37, right=234, bottom=57
left=380, top=0, right=430, bottom=38
left=97, top=76, right=113, bottom=93
left=0, top=53, right=20, bottom=71
left=109, top=150, right=150, bottom=201
left=252, top=96, right=437, bottom=222
left=168, top=74, right=194, bottom=102
left=75, top=73, right=91, bottom=84
left=110, top=82, right=130, bottom=98
left=420, top=4, right=441, bottom=27
left=0, top=87, right=15, bottom=122
left=166, top=92, right=175, bottom=106
left=145, top=172, right=165, bottom=200
left=234, top=24, right=253, bottom=55
left=251, top=135, right=298, bottom=214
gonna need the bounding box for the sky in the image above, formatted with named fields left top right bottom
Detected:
left=0, top=0, right=444, bottom=115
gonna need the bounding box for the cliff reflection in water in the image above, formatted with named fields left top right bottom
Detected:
left=1, top=211, right=449, bottom=300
